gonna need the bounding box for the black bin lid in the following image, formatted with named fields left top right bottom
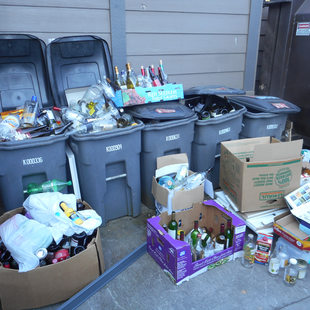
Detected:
left=184, top=85, right=246, bottom=97
left=125, top=101, right=195, bottom=121
left=0, top=34, right=53, bottom=112
left=228, top=95, right=301, bottom=114
left=46, top=35, right=114, bottom=107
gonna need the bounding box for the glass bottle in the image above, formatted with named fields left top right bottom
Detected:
left=159, top=59, right=169, bottom=84
left=179, top=230, right=185, bottom=241
left=23, top=179, right=72, bottom=195
left=114, top=66, right=122, bottom=90
left=241, top=234, right=256, bottom=268
left=284, top=258, right=298, bottom=286
left=143, top=68, right=153, bottom=88
left=167, top=211, right=178, bottom=239
left=191, top=220, right=200, bottom=247
left=215, top=223, right=226, bottom=252
left=225, top=219, right=233, bottom=249
left=126, top=63, right=136, bottom=89
left=278, top=245, right=289, bottom=269
left=268, top=247, right=280, bottom=276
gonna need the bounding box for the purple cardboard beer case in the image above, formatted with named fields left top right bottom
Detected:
left=147, top=200, right=246, bottom=284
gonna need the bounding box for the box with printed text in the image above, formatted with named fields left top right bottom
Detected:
left=147, top=200, right=246, bottom=285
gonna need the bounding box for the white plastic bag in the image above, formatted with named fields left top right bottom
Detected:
left=0, top=214, right=53, bottom=272
left=23, top=192, right=102, bottom=243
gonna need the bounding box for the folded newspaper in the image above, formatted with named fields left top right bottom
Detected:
left=285, top=183, right=310, bottom=228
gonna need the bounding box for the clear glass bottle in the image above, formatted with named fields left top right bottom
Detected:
left=126, top=63, right=136, bottom=89
left=241, top=234, right=256, bottom=268
left=268, top=247, right=280, bottom=276
left=284, top=258, right=298, bottom=286
left=278, top=245, right=289, bottom=269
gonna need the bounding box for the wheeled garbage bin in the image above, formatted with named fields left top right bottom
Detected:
left=126, top=101, right=197, bottom=209
left=0, top=34, right=69, bottom=212
left=46, top=35, right=143, bottom=224
left=228, top=95, right=301, bottom=140
left=184, top=85, right=246, bottom=188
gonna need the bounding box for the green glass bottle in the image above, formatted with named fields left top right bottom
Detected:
left=168, top=211, right=178, bottom=239
left=225, top=219, right=234, bottom=249
left=191, top=220, right=200, bottom=247
left=23, top=179, right=72, bottom=195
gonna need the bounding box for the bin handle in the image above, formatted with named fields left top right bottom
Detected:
left=106, top=174, right=127, bottom=182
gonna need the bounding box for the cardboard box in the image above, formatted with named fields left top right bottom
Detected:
left=114, top=84, right=184, bottom=107
left=151, top=154, right=204, bottom=212
left=219, top=137, right=302, bottom=213
left=273, top=211, right=310, bottom=251
left=147, top=200, right=246, bottom=285
left=0, top=203, right=105, bottom=310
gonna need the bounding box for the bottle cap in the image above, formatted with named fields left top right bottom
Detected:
left=31, top=95, right=37, bottom=102
left=290, top=258, right=297, bottom=265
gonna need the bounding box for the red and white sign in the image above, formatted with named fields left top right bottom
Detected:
left=296, top=22, right=310, bottom=36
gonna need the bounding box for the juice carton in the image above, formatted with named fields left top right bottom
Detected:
left=254, top=233, right=273, bottom=265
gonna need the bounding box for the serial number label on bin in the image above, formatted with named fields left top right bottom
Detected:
left=166, top=134, right=180, bottom=141
left=219, top=127, right=231, bottom=135
left=22, top=157, right=43, bottom=166
left=106, top=144, right=123, bottom=152
left=267, top=124, right=278, bottom=130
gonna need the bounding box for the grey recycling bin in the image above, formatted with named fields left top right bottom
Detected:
left=126, top=102, right=197, bottom=209
left=46, top=35, right=143, bottom=224
left=184, top=85, right=246, bottom=188
left=228, top=95, right=301, bottom=140
left=0, top=34, right=69, bottom=212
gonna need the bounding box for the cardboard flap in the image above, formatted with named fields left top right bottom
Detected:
left=253, top=139, right=303, bottom=162
left=156, top=153, right=188, bottom=169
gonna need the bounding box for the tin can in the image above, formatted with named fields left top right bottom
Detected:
left=297, top=259, right=308, bottom=280
left=35, top=248, right=48, bottom=260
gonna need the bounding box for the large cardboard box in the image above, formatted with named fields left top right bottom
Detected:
left=273, top=211, right=310, bottom=251
left=219, top=137, right=302, bottom=213
left=152, top=154, right=204, bottom=212
left=0, top=203, right=105, bottom=310
left=147, top=200, right=246, bottom=285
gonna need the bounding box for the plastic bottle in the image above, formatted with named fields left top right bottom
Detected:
left=21, top=96, right=39, bottom=128
left=23, top=179, right=72, bottom=195
left=241, top=234, right=256, bottom=268
left=268, top=247, right=280, bottom=276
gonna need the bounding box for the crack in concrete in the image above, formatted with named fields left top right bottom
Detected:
left=275, top=295, right=310, bottom=310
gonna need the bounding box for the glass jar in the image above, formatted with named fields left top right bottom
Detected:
left=297, top=259, right=308, bottom=280
left=283, top=258, right=298, bottom=286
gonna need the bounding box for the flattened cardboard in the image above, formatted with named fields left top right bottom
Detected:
left=152, top=153, right=204, bottom=212
left=273, top=212, right=310, bottom=251
left=147, top=200, right=246, bottom=285
left=0, top=203, right=104, bottom=310
left=220, top=137, right=302, bottom=213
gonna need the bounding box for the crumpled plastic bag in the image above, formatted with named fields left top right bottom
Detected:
left=23, top=192, right=102, bottom=244
left=0, top=214, right=53, bottom=272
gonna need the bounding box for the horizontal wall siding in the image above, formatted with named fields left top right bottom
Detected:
left=125, top=0, right=251, bottom=90
left=0, top=1, right=111, bottom=46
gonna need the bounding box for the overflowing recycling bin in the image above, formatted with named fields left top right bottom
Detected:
left=0, top=34, right=70, bottom=212
left=228, top=95, right=301, bottom=140
left=46, top=35, right=144, bottom=225
left=184, top=86, right=246, bottom=188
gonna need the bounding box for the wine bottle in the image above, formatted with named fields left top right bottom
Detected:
left=143, top=67, right=153, bottom=88
left=149, top=65, right=161, bottom=87
left=159, top=59, right=169, bottom=84
left=168, top=211, right=178, bottom=239
left=126, top=63, right=136, bottom=89
left=225, top=219, right=233, bottom=249
left=201, top=227, right=213, bottom=248
left=191, top=220, right=200, bottom=247
left=215, top=223, right=226, bottom=252
left=114, top=66, right=122, bottom=90
left=23, top=179, right=72, bottom=194
left=179, top=230, right=185, bottom=241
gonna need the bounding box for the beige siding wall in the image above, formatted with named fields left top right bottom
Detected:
left=0, top=0, right=111, bottom=45
left=0, top=0, right=253, bottom=91
left=125, top=0, right=251, bottom=90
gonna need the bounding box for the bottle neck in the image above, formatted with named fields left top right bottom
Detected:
left=227, top=220, right=232, bottom=230
left=194, top=221, right=198, bottom=230
left=220, top=223, right=225, bottom=234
